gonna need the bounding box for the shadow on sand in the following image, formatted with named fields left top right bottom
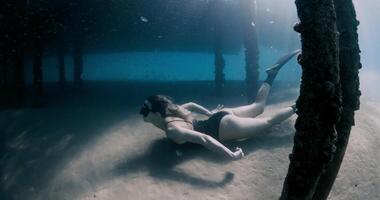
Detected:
left=113, top=121, right=294, bottom=188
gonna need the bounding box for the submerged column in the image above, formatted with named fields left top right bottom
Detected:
left=214, top=37, right=225, bottom=97
left=57, top=30, right=66, bottom=87
left=312, top=0, right=362, bottom=199
left=212, top=0, right=226, bottom=96
left=73, top=34, right=84, bottom=88
left=280, top=0, right=342, bottom=199
left=30, top=0, right=50, bottom=104
left=32, top=34, right=44, bottom=102
left=241, top=0, right=260, bottom=103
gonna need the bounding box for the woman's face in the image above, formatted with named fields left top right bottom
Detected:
left=140, top=100, right=164, bottom=126
left=143, top=111, right=162, bottom=125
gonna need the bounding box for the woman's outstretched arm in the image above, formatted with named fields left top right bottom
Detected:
left=166, top=126, right=244, bottom=160
left=180, top=102, right=213, bottom=116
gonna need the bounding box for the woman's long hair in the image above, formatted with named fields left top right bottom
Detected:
left=144, top=95, right=193, bottom=122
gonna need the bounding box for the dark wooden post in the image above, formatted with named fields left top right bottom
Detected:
left=214, top=38, right=225, bottom=97
left=73, top=34, right=84, bottom=88
left=212, top=1, right=225, bottom=97
left=311, top=0, right=362, bottom=199
left=69, top=0, right=85, bottom=89
left=241, top=0, right=260, bottom=103
left=32, top=34, right=44, bottom=101
left=29, top=0, right=50, bottom=104
left=57, top=31, right=66, bottom=87
left=280, top=0, right=342, bottom=199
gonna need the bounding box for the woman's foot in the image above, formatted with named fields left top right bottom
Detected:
left=264, top=49, right=301, bottom=85
left=291, top=104, right=297, bottom=113
left=265, top=64, right=280, bottom=85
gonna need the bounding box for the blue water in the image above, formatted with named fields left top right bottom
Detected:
left=25, top=46, right=300, bottom=83
left=23, top=0, right=379, bottom=87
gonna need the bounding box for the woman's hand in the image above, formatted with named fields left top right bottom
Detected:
left=210, top=104, right=224, bottom=115
left=231, top=147, right=244, bottom=160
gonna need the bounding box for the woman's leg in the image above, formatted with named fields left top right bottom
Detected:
left=222, top=49, right=300, bottom=118
left=223, top=82, right=271, bottom=118
left=218, top=106, right=296, bottom=141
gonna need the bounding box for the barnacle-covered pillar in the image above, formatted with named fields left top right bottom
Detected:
left=312, top=0, right=362, bottom=199
left=280, top=0, right=342, bottom=199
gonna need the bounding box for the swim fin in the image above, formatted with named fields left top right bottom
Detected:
left=266, top=49, right=301, bottom=73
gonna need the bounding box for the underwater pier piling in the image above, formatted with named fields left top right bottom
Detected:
left=241, top=0, right=260, bottom=103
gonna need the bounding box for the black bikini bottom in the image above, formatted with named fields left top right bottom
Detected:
left=193, top=111, right=230, bottom=140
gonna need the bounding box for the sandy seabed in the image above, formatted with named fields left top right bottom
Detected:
left=1, top=81, right=379, bottom=200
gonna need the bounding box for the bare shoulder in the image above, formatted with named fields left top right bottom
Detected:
left=178, top=104, right=192, bottom=114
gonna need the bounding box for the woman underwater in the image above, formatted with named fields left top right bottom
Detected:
left=139, top=49, right=301, bottom=160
